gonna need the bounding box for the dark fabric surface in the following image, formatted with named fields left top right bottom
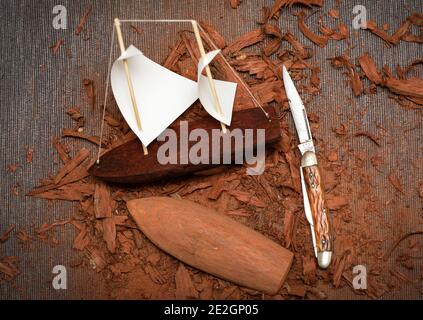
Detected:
left=0, top=0, right=422, bottom=299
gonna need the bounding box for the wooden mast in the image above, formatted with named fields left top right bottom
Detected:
left=191, top=20, right=227, bottom=134
left=114, top=18, right=148, bottom=155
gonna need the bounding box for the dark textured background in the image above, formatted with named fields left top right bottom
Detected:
left=0, top=0, right=422, bottom=299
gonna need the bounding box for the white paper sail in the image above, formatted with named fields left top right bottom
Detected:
left=110, top=45, right=237, bottom=147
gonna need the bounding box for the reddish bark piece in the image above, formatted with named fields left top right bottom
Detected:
left=28, top=160, right=90, bottom=196
left=36, top=220, right=70, bottom=238
left=102, top=218, right=117, bottom=253
left=94, top=180, right=113, bottom=219
left=366, top=20, right=393, bottom=47
left=85, top=247, right=107, bottom=272
left=66, top=107, right=84, bottom=128
left=162, top=39, right=186, bottom=70
left=295, top=11, right=329, bottom=48
left=354, top=131, right=380, bottom=147
left=16, top=230, right=31, bottom=242
left=310, top=67, right=320, bottom=88
left=31, top=182, right=94, bottom=201
left=73, top=228, right=90, bottom=251
left=53, top=148, right=90, bottom=185
left=332, top=252, right=350, bottom=287
left=229, top=190, right=266, bottom=207
left=179, top=180, right=212, bottom=196
left=199, top=21, right=226, bottom=49
left=401, top=33, right=423, bottom=43
left=223, top=28, right=265, bottom=55
left=285, top=150, right=301, bottom=194
left=263, top=23, right=283, bottom=38
left=26, top=146, right=34, bottom=163
left=283, top=210, right=297, bottom=249
left=263, top=38, right=282, bottom=56
left=302, top=256, right=317, bottom=285
left=328, top=8, right=339, bottom=19
left=390, top=20, right=411, bottom=44
left=358, top=53, right=383, bottom=85
left=283, top=31, right=310, bottom=59
left=0, top=224, right=15, bottom=243
left=327, top=150, right=338, bottom=162
left=403, top=59, right=423, bottom=78
left=175, top=264, right=199, bottom=299
left=384, top=77, right=423, bottom=99
left=319, top=23, right=349, bottom=40
left=62, top=128, right=101, bottom=146
left=269, top=0, right=324, bottom=20
left=127, top=197, right=293, bottom=294
left=329, top=55, right=363, bottom=96
left=49, top=39, right=64, bottom=54
left=104, top=113, right=121, bottom=127
left=262, top=23, right=283, bottom=56
left=364, top=13, right=422, bottom=45
left=53, top=138, right=71, bottom=163
left=408, top=12, right=423, bottom=26
left=0, top=256, right=19, bottom=279
left=75, top=6, right=92, bottom=35
left=287, top=283, right=306, bottom=297
left=130, top=24, right=143, bottom=35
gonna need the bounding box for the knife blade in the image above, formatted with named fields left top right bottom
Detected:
left=282, top=65, right=333, bottom=269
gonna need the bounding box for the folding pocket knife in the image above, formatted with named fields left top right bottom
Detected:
left=282, top=65, right=333, bottom=268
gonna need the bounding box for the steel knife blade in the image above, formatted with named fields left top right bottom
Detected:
left=282, top=65, right=333, bottom=269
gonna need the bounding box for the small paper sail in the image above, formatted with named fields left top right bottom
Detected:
left=111, top=45, right=237, bottom=147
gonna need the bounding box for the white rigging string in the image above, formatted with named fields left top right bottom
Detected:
left=96, top=19, right=268, bottom=164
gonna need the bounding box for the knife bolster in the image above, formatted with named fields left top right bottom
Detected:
left=301, top=150, right=318, bottom=167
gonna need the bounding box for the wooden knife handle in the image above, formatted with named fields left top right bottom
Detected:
left=301, top=151, right=333, bottom=253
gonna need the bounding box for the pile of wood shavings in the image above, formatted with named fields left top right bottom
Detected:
left=2, top=1, right=420, bottom=299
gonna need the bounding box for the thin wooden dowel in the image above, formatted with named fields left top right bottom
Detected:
left=114, top=18, right=148, bottom=155
left=191, top=20, right=227, bottom=134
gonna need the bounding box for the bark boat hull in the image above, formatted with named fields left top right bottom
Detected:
left=89, top=106, right=280, bottom=184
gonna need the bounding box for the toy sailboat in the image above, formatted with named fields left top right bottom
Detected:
left=111, top=19, right=237, bottom=149
left=90, top=19, right=280, bottom=184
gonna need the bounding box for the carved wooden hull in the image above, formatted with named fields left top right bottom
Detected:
left=89, top=106, right=280, bottom=184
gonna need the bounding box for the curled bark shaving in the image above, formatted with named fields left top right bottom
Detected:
left=329, top=55, right=363, bottom=96
left=199, top=21, right=226, bottom=49
left=403, top=58, right=423, bottom=78
left=262, top=23, right=283, bottom=56
left=390, top=20, right=411, bottom=44
left=384, top=77, right=423, bottom=99
left=263, top=38, right=282, bottom=56
left=269, top=0, right=324, bottom=20
left=224, top=29, right=265, bottom=55
left=366, top=20, right=393, bottom=47
left=319, top=23, right=349, bottom=40
left=358, top=53, right=383, bottom=85
left=75, top=6, right=92, bottom=36
left=162, top=39, right=186, bottom=70
left=365, top=13, right=423, bottom=45
left=295, top=11, right=329, bottom=48
left=283, top=31, right=311, bottom=59
left=263, top=23, right=283, bottom=38
left=401, top=33, right=423, bottom=43
left=408, top=12, right=423, bottom=26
